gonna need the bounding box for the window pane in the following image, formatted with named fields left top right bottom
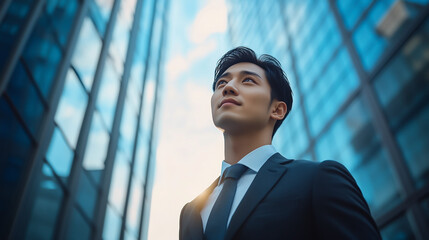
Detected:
left=97, top=57, right=120, bottom=131
left=0, top=97, right=34, bottom=236
left=22, top=12, right=62, bottom=99
left=82, top=111, right=109, bottom=185
left=396, top=105, right=429, bottom=189
left=55, top=69, right=88, bottom=148
left=108, top=149, right=130, bottom=214
left=71, top=17, right=102, bottom=91
left=336, top=0, right=372, bottom=29
left=103, top=205, right=122, bottom=240
left=381, top=215, right=415, bottom=240
left=46, top=127, right=74, bottom=183
left=373, top=18, right=429, bottom=129
left=126, top=177, right=143, bottom=237
left=7, top=62, right=46, bottom=137
left=120, top=98, right=138, bottom=160
left=76, top=171, right=97, bottom=221
left=24, top=164, right=64, bottom=240
left=315, top=96, right=402, bottom=215
left=0, top=0, right=34, bottom=68
left=45, top=0, right=79, bottom=46
left=134, top=130, right=149, bottom=182
left=66, top=207, right=91, bottom=240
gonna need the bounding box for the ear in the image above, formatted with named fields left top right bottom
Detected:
left=270, top=100, right=287, bottom=120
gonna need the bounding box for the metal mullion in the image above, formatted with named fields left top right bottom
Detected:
left=276, top=0, right=315, bottom=160
left=20, top=58, right=50, bottom=108
left=7, top=0, right=90, bottom=239
left=2, top=93, right=38, bottom=144
left=134, top=0, right=162, bottom=238
left=0, top=0, right=45, bottom=95
left=138, top=1, right=170, bottom=239
left=91, top=0, right=150, bottom=236
left=328, top=0, right=429, bottom=239
left=54, top=0, right=123, bottom=238
left=116, top=0, right=146, bottom=239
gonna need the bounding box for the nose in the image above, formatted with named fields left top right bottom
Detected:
left=223, top=81, right=238, bottom=96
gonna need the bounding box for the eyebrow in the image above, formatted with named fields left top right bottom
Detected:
left=217, top=70, right=263, bottom=81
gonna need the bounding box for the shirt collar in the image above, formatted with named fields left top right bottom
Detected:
left=219, top=145, right=277, bottom=185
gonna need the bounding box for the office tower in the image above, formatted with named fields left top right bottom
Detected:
left=226, top=0, right=429, bottom=239
left=0, top=0, right=169, bottom=239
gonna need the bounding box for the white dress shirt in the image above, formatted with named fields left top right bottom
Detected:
left=200, top=145, right=277, bottom=231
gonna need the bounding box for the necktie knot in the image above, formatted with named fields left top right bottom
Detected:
left=222, top=164, right=248, bottom=183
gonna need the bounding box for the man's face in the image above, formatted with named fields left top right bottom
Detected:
left=211, top=62, right=274, bottom=134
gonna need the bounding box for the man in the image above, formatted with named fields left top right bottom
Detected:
left=179, top=47, right=381, bottom=240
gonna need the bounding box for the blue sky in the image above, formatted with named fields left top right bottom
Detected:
left=148, top=0, right=231, bottom=238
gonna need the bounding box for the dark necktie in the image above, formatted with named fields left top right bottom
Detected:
left=205, top=164, right=248, bottom=240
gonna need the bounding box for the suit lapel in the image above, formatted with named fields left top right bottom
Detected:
left=184, top=177, right=219, bottom=240
left=225, top=153, right=292, bottom=240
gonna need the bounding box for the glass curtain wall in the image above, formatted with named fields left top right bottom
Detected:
left=226, top=0, right=429, bottom=239
left=0, top=0, right=169, bottom=239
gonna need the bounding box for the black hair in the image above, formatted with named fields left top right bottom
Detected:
left=213, top=46, right=293, bottom=136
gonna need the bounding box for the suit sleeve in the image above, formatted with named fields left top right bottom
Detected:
left=312, top=160, right=381, bottom=240
left=179, top=203, right=189, bottom=240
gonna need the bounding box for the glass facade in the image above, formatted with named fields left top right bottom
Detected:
left=0, top=0, right=169, bottom=239
left=227, top=0, right=429, bottom=239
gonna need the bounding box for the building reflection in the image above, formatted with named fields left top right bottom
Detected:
left=0, top=0, right=169, bottom=239
left=226, top=0, right=429, bottom=239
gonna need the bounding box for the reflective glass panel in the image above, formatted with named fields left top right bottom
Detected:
left=82, top=111, right=109, bottom=185
left=24, top=164, right=64, bottom=240
left=66, top=207, right=91, bottom=240
left=71, top=17, right=102, bottom=90
left=396, top=105, right=429, bottom=188
left=126, top=177, right=143, bottom=236
left=55, top=69, right=88, bottom=148
left=96, top=57, right=120, bottom=131
left=76, top=171, right=97, bottom=220
left=336, top=0, right=372, bottom=29
left=305, top=48, right=359, bottom=136
left=352, top=0, right=424, bottom=70
left=22, top=18, right=62, bottom=100
left=373, top=18, right=429, bottom=129
left=141, top=76, right=156, bottom=134
left=315, top=96, right=401, bottom=215
left=108, top=149, right=130, bottom=214
left=0, top=97, right=34, bottom=236
left=7, top=62, right=45, bottom=137
left=273, top=107, right=308, bottom=158
left=134, top=130, right=149, bottom=182
left=0, top=0, right=33, bottom=68
left=45, top=0, right=79, bottom=46
left=380, top=215, right=415, bottom=240
left=103, top=205, right=122, bottom=240
left=120, top=98, right=138, bottom=160
left=94, top=0, right=114, bottom=23
left=46, top=127, right=74, bottom=183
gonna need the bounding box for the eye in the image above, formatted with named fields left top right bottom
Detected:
left=243, top=78, right=256, bottom=84
left=216, top=79, right=227, bottom=88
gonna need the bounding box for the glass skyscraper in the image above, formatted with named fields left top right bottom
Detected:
left=226, top=0, right=429, bottom=239
left=0, top=0, right=169, bottom=239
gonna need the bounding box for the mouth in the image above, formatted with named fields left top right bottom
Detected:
left=219, top=98, right=241, bottom=108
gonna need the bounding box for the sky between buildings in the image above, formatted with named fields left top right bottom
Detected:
left=148, top=0, right=231, bottom=239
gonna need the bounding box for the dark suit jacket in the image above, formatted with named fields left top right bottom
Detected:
left=179, top=153, right=381, bottom=240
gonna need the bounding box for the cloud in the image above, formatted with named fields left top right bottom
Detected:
left=148, top=81, right=223, bottom=239
left=166, top=39, right=217, bottom=81
left=189, top=0, right=228, bottom=44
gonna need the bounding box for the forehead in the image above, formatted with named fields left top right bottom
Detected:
left=223, top=62, right=266, bottom=80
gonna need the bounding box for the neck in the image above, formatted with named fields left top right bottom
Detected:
left=223, top=128, right=272, bottom=165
